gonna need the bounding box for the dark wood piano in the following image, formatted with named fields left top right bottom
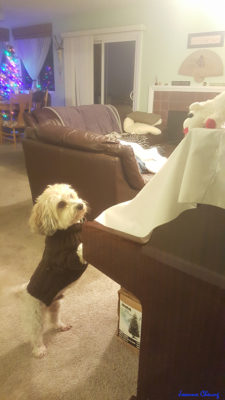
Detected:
left=83, top=204, right=225, bottom=400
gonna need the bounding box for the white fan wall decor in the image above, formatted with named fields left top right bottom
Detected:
left=178, top=49, right=223, bottom=82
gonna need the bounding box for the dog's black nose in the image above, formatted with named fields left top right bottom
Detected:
left=77, top=203, right=84, bottom=210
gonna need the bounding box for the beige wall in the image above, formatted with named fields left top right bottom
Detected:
left=52, top=0, right=225, bottom=110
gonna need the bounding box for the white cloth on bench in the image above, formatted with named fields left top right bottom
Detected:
left=96, top=128, right=225, bottom=243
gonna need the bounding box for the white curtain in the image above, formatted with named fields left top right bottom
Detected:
left=14, top=37, right=51, bottom=87
left=63, top=35, right=93, bottom=106
left=0, top=41, right=5, bottom=59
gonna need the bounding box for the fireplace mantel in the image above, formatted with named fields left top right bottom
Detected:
left=148, top=85, right=225, bottom=129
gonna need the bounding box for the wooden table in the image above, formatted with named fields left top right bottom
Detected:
left=0, top=100, right=21, bottom=115
left=0, top=101, right=11, bottom=118
left=83, top=204, right=225, bottom=400
left=0, top=101, right=10, bottom=110
left=0, top=101, right=16, bottom=121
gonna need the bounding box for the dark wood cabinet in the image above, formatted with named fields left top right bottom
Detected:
left=83, top=204, right=225, bottom=400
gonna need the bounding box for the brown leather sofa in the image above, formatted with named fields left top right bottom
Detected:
left=22, top=104, right=172, bottom=219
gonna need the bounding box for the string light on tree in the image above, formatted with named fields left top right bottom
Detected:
left=0, top=45, right=22, bottom=100
left=40, top=65, right=53, bottom=90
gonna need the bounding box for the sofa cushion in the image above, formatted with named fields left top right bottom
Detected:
left=45, top=105, right=122, bottom=134
left=24, top=104, right=122, bottom=135
left=127, top=111, right=161, bottom=126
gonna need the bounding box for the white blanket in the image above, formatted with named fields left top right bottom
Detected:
left=120, top=140, right=168, bottom=173
left=96, top=128, right=225, bottom=243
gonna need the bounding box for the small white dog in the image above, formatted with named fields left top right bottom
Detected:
left=19, top=183, right=88, bottom=358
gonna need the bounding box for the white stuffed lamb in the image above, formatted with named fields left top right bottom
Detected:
left=183, top=90, right=225, bottom=135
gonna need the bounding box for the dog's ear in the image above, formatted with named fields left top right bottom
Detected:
left=29, top=201, right=58, bottom=236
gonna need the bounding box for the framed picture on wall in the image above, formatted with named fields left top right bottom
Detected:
left=188, top=31, right=224, bottom=48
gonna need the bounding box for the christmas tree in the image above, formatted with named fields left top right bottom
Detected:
left=0, top=45, right=22, bottom=100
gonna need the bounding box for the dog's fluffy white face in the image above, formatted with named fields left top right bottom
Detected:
left=29, top=184, right=87, bottom=236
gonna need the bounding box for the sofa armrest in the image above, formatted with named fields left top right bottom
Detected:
left=36, top=125, right=145, bottom=191
left=24, top=126, right=38, bottom=140
left=24, top=108, right=63, bottom=128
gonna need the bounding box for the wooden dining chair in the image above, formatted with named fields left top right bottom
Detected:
left=32, top=89, right=49, bottom=109
left=1, top=93, right=32, bottom=146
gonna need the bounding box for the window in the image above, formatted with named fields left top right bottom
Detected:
left=20, top=59, right=32, bottom=90
left=39, top=42, right=55, bottom=90
left=21, top=42, right=55, bottom=91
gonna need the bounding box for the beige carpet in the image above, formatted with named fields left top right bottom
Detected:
left=0, top=144, right=138, bottom=400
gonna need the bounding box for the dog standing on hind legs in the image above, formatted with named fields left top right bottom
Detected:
left=22, top=183, right=88, bottom=358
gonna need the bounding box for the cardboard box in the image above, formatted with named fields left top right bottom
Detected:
left=118, top=288, right=142, bottom=350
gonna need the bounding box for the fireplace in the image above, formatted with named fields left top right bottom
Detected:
left=148, top=85, right=224, bottom=130
left=164, top=109, right=187, bottom=144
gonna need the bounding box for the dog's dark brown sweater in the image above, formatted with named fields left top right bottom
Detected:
left=27, top=223, right=88, bottom=306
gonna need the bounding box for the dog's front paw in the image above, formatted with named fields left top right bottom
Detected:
left=56, top=322, right=72, bottom=332
left=77, top=243, right=86, bottom=264
left=32, top=345, right=47, bottom=358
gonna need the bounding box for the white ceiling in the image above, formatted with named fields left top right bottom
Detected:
left=0, top=0, right=140, bottom=28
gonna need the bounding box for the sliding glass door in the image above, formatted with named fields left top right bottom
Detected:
left=63, top=27, right=143, bottom=110
left=94, top=29, right=142, bottom=121
left=94, top=41, right=135, bottom=119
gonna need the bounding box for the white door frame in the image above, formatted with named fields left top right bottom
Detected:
left=62, top=25, right=145, bottom=110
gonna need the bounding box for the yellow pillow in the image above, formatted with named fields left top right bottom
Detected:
left=124, top=117, right=161, bottom=135
left=127, top=111, right=161, bottom=126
